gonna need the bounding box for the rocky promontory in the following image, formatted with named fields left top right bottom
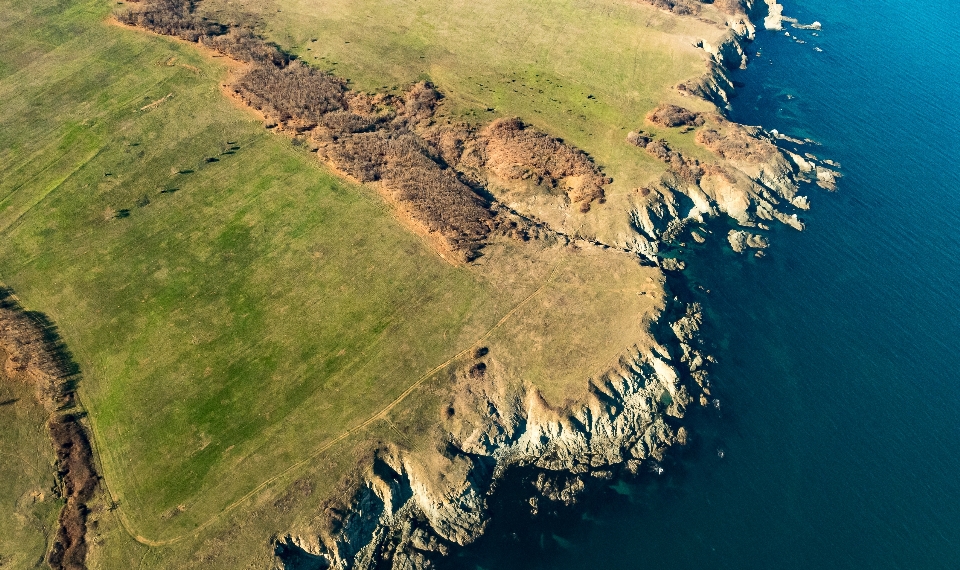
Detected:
left=269, top=2, right=841, bottom=568
left=277, top=300, right=708, bottom=569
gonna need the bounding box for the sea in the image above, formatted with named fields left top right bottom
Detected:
left=442, top=0, right=960, bottom=568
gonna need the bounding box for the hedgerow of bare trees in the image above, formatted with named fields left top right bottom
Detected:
left=118, top=0, right=612, bottom=260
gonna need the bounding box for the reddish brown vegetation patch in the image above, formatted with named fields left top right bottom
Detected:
left=0, top=289, right=97, bottom=570
left=627, top=132, right=704, bottom=185
left=480, top=118, right=609, bottom=212
left=234, top=61, right=348, bottom=123
left=305, top=84, right=497, bottom=261
left=118, top=0, right=611, bottom=259
left=421, top=118, right=611, bottom=212
left=47, top=417, right=97, bottom=570
left=695, top=124, right=778, bottom=163
left=646, top=104, right=704, bottom=128
left=0, top=294, right=77, bottom=409
left=116, top=0, right=225, bottom=41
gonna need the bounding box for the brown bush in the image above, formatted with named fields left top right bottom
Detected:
left=695, top=126, right=778, bottom=163
left=203, top=28, right=289, bottom=67
left=233, top=61, right=348, bottom=123
left=642, top=138, right=704, bottom=184
left=402, top=82, right=442, bottom=122
left=120, top=1, right=609, bottom=258
left=646, top=104, right=704, bottom=128
left=481, top=118, right=609, bottom=210
left=116, top=0, right=225, bottom=41
left=1, top=290, right=97, bottom=570
left=47, top=417, right=97, bottom=570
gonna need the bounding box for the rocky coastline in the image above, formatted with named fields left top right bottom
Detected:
left=4, top=0, right=839, bottom=567
left=276, top=295, right=709, bottom=570
left=271, top=2, right=841, bottom=569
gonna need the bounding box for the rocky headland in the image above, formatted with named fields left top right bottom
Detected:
left=13, top=0, right=840, bottom=568
left=266, top=2, right=840, bottom=569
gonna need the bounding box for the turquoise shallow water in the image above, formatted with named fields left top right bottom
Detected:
left=444, top=1, right=960, bottom=568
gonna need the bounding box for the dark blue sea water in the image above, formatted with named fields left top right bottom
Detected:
left=444, top=1, right=960, bottom=568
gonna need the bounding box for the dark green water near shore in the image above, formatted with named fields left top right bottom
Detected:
left=444, top=1, right=960, bottom=568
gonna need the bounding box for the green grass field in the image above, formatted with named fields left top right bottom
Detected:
left=0, top=0, right=710, bottom=566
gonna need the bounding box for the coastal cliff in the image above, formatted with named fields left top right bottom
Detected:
left=277, top=301, right=708, bottom=570
left=272, top=2, right=838, bottom=568
left=0, top=0, right=839, bottom=567
left=630, top=0, right=837, bottom=264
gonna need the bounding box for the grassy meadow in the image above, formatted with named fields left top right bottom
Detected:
left=0, top=0, right=709, bottom=566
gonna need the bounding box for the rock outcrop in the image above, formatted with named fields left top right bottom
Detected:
left=624, top=111, right=832, bottom=260
left=278, top=303, right=708, bottom=570
left=633, top=18, right=841, bottom=261
left=727, top=229, right=769, bottom=253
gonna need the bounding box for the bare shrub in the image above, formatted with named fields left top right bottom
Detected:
left=116, top=0, right=225, bottom=41
left=646, top=104, right=704, bottom=128
left=119, top=1, right=609, bottom=258
left=481, top=118, right=609, bottom=210
left=233, top=61, right=348, bottom=122
left=203, top=28, right=289, bottom=67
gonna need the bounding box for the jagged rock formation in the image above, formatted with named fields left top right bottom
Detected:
left=278, top=304, right=707, bottom=569
left=531, top=471, right=586, bottom=507
left=727, top=229, right=769, bottom=253
left=626, top=99, right=838, bottom=262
